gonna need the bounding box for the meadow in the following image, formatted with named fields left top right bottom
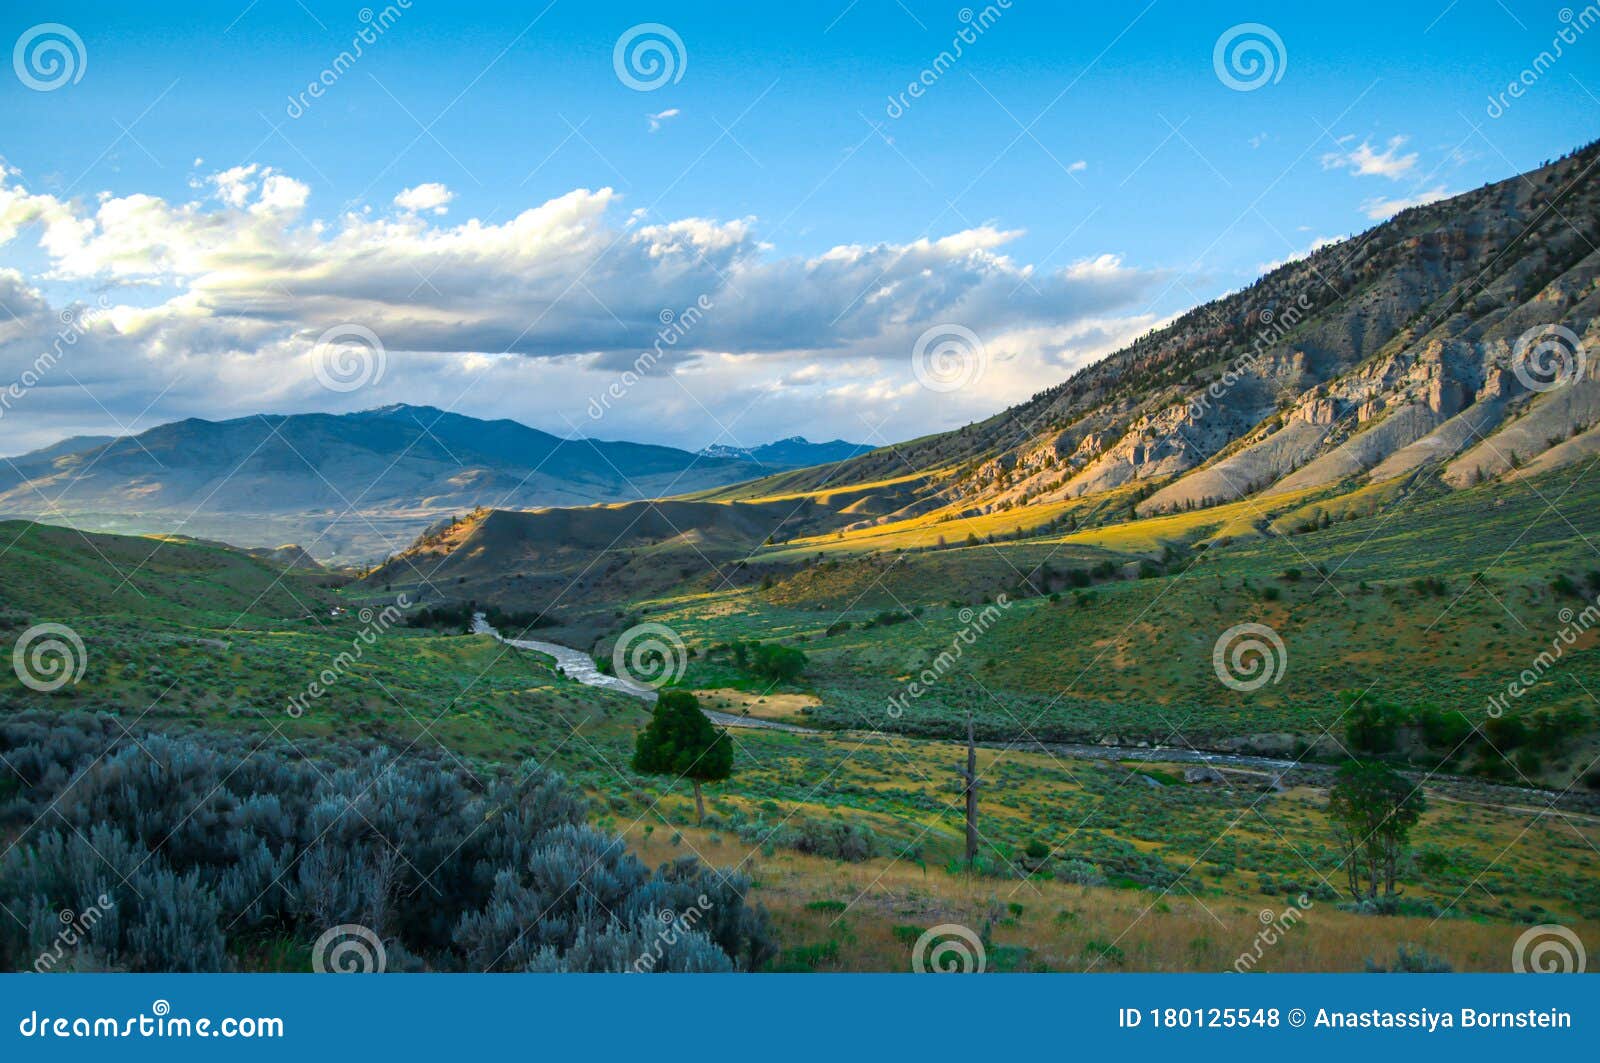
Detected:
left=5, top=459, right=1599, bottom=971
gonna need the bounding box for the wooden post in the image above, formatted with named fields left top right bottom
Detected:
left=960, top=712, right=980, bottom=867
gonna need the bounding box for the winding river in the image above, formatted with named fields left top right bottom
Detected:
left=473, top=616, right=816, bottom=733
left=471, top=617, right=1599, bottom=816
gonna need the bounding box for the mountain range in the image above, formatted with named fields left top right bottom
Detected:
left=715, top=142, right=1600, bottom=522
left=0, top=405, right=865, bottom=563
left=699, top=437, right=874, bottom=468
left=9, top=144, right=1598, bottom=573
left=368, top=141, right=1600, bottom=626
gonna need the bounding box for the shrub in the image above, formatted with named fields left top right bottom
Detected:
left=0, top=713, right=774, bottom=973
left=1365, top=944, right=1453, bottom=973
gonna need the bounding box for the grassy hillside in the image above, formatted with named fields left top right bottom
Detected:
left=0, top=520, right=341, bottom=626
left=3, top=512, right=1597, bottom=970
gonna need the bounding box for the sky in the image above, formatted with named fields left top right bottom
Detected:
left=0, top=0, right=1593, bottom=455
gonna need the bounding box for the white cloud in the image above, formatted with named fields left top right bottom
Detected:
left=647, top=108, right=680, bottom=133
left=1321, top=135, right=1418, bottom=180
left=1361, top=186, right=1450, bottom=220
left=1257, top=234, right=1347, bottom=273
left=0, top=163, right=1167, bottom=452
left=393, top=182, right=454, bottom=214
left=1067, top=159, right=1087, bottom=173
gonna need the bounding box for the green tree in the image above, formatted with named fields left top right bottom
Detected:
left=632, top=690, right=733, bottom=825
left=1342, top=691, right=1404, bottom=755
left=1327, top=760, right=1425, bottom=901
left=749, top=643, right=807, bottom=682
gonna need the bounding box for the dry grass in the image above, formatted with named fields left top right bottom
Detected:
left=623, top=821, right=1588, bottom=972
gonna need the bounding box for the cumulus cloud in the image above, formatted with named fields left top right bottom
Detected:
left=393, top=182, right=454, bottom=214
left=1321, top=135, right=1418, bottom=180
left=0, top=163, right=1166, bottom=453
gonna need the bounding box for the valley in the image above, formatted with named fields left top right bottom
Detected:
left=3, top=142, right=1598, bottom=975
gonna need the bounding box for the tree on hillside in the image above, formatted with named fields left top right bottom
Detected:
left=749, top=643, right=807, bottom=682
left=1342, top=691, right=1405, bottom=755
left=632, top=690, right=734, bottom=825
left=1327, top=760, right=1426, bottom=901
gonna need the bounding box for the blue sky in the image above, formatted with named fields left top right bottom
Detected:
left=0, top=0, right=1593, bottom=452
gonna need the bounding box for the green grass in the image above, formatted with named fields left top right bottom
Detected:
left=4, top=469, right=1600, bottom=970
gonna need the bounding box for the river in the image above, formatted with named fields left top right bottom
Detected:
left=471, top=617, right=1599, bottom=815
left=473, top=616, right=816, bottom=733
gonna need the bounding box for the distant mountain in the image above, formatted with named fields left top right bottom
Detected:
left=8, top=435, right=118, bottom=462
left=0, top=405, right=766, bottom=563
left=699, top=436, right=874, bottom=468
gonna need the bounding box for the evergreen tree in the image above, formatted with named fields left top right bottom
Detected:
left=632, top=690, right=733, bottom=825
